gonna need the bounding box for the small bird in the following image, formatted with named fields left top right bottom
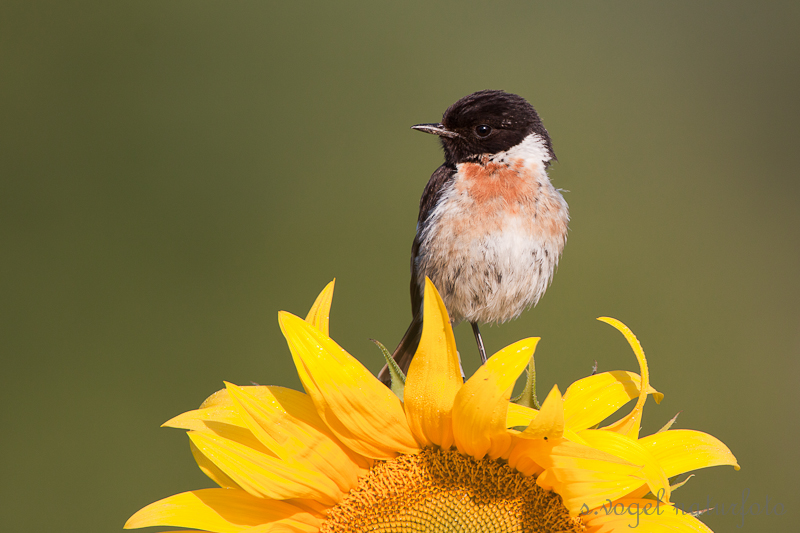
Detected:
left=379, top=90, right=568, bottom=386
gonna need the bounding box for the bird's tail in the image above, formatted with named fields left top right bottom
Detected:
left=378, top=312, right=423, bottom=387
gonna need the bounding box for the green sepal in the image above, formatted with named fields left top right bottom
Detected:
left=370, top=338, right=405, bottom=401
left=657, top=411, right=682, bottom=433
left=513, top=353, right=540, bottom=410
left=670, top=474, right=694, bottom=491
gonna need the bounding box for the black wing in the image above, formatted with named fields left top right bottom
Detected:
left=379, top=164, right=457, bottom=387
left=409, top=163, right=457, bottom=315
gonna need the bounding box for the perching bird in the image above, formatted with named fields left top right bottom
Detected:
left=379, top=90, right=568, bottom=386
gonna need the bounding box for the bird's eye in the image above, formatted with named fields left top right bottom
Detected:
left=475, top=124, right=492, bottom=138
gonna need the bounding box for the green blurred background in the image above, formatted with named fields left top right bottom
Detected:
left=2, top=1, right=798, bottom=531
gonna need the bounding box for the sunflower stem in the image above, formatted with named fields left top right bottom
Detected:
left=370, top=338, right=405, bottom=401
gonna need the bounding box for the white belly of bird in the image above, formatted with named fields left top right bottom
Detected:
left=418, top=211, right=562, bottom=324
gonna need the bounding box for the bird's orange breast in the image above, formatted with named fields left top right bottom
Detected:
left=457, top=159, right=536, bottom=210
left=447, top=157, right=567, bottom=241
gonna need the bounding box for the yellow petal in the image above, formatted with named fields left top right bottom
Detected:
left=188, top=431, right=343, bottom=505
left=505, top=426, right=591, bottom=477
left=278, top=311, right=419, bottom=459
left=124, top=488, right=319, bottom=532
left=506, top=402, right=538, bottom=428
left=166, top=392, right=276, bottom=460
left=165, top=386, right=290, bottom=432
left=304, top=280, right=335, bottom=336
left=596, top=318, right=650, bottom=438
left=167, top=385, right=371, bottom=486
left=404, top=278, right=462, bottom=448
left=166, top=387, right=342, bottom=433
left=563, top=371, right=663, bottom=431
left=507, top=405, right=589, bottom=442
left=164, top=388, right=243, bottom=430
left=241, top=520, right=320, bottom=533
left=226, top=382, right=362, bottom=493
left=452, top=338, right=539, bottom=460
left=517, top=437, right=646, bottom=515
left=166, top=387, right=276, bottom=490
left=150, top=530, right=217, bottom=533
left=582, top=498, right=713, bottom=533
left=638, top=429, right=740, bottom=477
left=580, top=429, right=671, bottom=504
left=200, top=386, right=239, bottom=408
left=190, top=439, right=240, bottom=489
left=505, top=438, right=546, bottom=476
left=519, top=385, right=565, bottom=439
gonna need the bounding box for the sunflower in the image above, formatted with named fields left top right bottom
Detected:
left=125, top=279, right=738, bottom=533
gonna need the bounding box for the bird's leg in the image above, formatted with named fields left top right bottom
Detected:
left=471, top=322, right=487, bottom=364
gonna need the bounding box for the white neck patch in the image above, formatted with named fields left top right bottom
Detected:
left=488, top=133, right=552, bottom=177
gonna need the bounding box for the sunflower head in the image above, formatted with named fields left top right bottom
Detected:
left=126, top=278, right=738, bottom=533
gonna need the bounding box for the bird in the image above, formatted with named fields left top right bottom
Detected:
left=379, top=90, right=568, bottom=386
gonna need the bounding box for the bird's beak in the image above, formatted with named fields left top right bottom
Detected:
left=411, top=123, right=459, bottom=138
